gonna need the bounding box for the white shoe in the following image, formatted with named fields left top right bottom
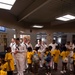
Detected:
left=60, top=71, right=64, bottom=74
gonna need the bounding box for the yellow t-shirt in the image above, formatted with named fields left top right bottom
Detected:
left=33, top=50, right=41, bottom=59
left=27, top=52, right=33, bottom=64
left=66, top=50, right=70, bottom=56
left=50, top=50, right=54, bottom=56
left=53, top=49, right=60, bottom=63
left=1, top=62, right=8, bottom=71
left=0, top=70, right=7, bottom=75
left=60, top=51, right=68, bottom=60
left=5, top=53, right=15, bottom=71
left=72, top=53, right=75, bottom=61
left=45, top=51, right=51, bottom=56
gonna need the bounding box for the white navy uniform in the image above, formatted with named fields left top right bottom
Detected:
left=26, top=43, right=33, bottom=49
left=35, top=44, right=47, bottom=67
left=49, top=43, right=57, bottom=51
left=49, top=43, right=57, bottom=69
left=10, top=42, right=16, bottom=52
left=13, top=43, right=27, bottom=75
left=21, top=42, right=28, bottom=70
left=10, top=42, right=16, bottom=65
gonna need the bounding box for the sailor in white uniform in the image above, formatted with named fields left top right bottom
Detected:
left=10, top=38, right=16, bottom=65
left=13, top=38, right=27, bottom=75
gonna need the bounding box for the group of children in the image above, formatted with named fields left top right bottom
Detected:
left=0, top=45, right=75, bottom=75
left=26, top=45, right=75, bottom=75
left=0, top=47, right=15, bottom=75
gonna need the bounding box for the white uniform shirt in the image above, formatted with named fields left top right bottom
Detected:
left=72, top=44, right=75, bottom=50
left=26, top=43, right=33, bottom=49
left=65, top=44, right=73, bottom=57
left=12, top=43, right=27, bottom=58
left=65, top=44, right=72, bottom=50
left=49, top=43, right=57, bottom=51
left=41, top=44, right=47, bottom=52
left=35, top=44, right=47, bottom=52
left=10, top=42, right=16, bottom=53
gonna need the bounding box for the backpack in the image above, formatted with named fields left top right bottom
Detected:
left=45, top=52, right=51, bottom=62
left=62, top=57, right=68, bottom=63
left=32, top=53, right=39, bottom=63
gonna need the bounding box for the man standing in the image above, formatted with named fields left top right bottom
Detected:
left=21, top=36, right=28, bottom=71
left=13, top=38, right=27, bottom=75
left=49, top=40, right=57, bottom=51
left=49, top=40, right=58, bottom=69
left=10, top=38, right=16, bottom=65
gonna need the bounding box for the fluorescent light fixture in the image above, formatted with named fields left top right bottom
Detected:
left=56, top=14, right=75, bottom=21
left=56, top=17, right=70, bottom=21
left=0, top=0, right=16, bottom=5
left=33, top=25, right=43, bottom=28
left=0, top=0, right=16, bottom=10
left=63, top=14, right=75, bottom=19
left=0, top=3, right=12, bottom=10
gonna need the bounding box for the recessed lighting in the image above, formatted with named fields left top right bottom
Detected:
left=0, top=3, right=12, bottom=10
left=0, top=0, right=16, bottom=10
left=56, top=14, right=75, bottom=21
left=33, top=25, right=43, bottom=28
left=0, top=0, right=16, bottom=5
left=56, top=17, right=70, bottom=21
left=63, top=14, right=75, bottom=19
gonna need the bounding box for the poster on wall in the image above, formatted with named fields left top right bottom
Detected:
left=0, top=26, right=6, bottom=32
left=0, top=33, right=7, bottom=52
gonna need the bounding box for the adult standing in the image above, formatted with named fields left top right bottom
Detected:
left=49, top=40, right=58, bottom=51
left=49, top=40, right=58, bottom=69
left=10, top=38, right=16, bottom=65
left=21, top=36, right=28, bottom=71
left=65, top=41, right=73, bottom=71
left=13, top=38, right=26, bottom=75
left=35, top=39, right=47, bottom=67
left=26, top=36, right=33, bottom=49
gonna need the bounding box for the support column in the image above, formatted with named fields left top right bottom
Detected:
left=15, top=29, right=20, bottom=38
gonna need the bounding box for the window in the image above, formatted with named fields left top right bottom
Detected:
left=14, top=34, right=16, bottom=38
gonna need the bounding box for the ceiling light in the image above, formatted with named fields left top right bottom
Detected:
left=0, top=0, right=16, bottom=10
left=0, top=3, right=12, bottom=10
left=33, top=25, right=43, bottom=28
left=0, top=0, right=16, bottom=5
left=63, top=14, right=75, bottom=19
left=56, top=17, right=70, bottom=21
left=56, top=14, right=75, bottom=21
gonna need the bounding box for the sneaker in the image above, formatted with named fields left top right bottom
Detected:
left=60, top=71, right=64, bottom=74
